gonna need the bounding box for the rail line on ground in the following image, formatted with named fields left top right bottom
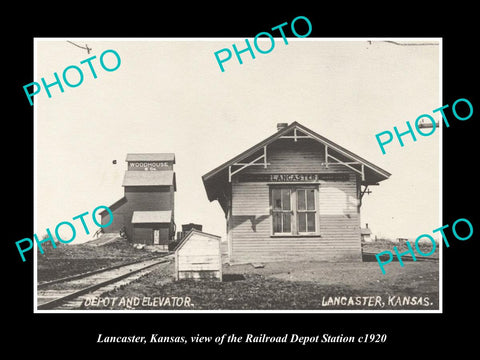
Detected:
left=37, top=256, right=171, bottom=310
left=37, top=254, right=168, bottom=289
left=362, top=251, right=439, bottom=262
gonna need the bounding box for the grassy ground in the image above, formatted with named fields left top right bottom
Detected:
left=363, top=239, right=439, bottom=259
left=37, top=237, right=157, bottom=282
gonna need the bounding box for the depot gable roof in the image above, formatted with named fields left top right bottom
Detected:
left=202, top=122, right=391, bottom=206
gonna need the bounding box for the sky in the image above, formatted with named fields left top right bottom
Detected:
left=35, top=38, right=440, bottom=244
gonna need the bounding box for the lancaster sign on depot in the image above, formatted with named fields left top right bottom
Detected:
left=238, top=173, right=350, bottom=183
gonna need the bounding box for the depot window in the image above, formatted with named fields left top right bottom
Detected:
left=270, top=186, right=318, bottom=236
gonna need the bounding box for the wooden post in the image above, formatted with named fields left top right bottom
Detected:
left=264, top=146, right=267, bottom=168
left=325, top=145, right=329, bottom=168
left=174, top=248, right=179, bottom=281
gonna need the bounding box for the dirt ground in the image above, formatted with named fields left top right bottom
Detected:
left=37, top=237, right=440, bottom=310
left=87, top=258, right=439, bottom=311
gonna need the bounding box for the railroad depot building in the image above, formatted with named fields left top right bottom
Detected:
left=100, top=153, right=176, bottom=250
left=202, top=122, right=391, bottom=264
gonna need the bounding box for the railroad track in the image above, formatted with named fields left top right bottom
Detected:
left=362, top=251, right=439, bottom=262
left=37, top=256, right=171, bottom=310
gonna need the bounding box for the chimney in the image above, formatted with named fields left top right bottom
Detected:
left=366, top=223, right=369, bottom=228
left=277, top=123, right=288, bottom=131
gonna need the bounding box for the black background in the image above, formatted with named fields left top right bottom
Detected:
left=6, top=4, right=478, bottom=355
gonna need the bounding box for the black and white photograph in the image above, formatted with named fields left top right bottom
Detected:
left=33, top=38, right=440, bottom=312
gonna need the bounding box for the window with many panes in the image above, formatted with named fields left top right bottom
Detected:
left=271, top=186, right=318, bottom=235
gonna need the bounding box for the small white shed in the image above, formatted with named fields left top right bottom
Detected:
left=174, top=229, right=222, bottom=281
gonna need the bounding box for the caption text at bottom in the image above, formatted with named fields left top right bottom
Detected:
left=97, top=333, right=387, bottom=345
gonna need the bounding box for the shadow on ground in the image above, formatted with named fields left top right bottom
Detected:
left=222, top=274, right=246, bottom=282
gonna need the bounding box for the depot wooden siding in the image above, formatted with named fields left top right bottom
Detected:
left=229, top=140, right=361, bottom=263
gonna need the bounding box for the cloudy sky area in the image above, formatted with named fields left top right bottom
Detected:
left=35, top=38, right=440, bottom=244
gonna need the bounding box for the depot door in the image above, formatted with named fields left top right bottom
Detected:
left=153, top=229, right=160, bottom=245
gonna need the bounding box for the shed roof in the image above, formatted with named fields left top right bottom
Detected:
left=126, top=153, right=175, bottom=163
left=98, top=196, right=127, bottom=215
left=122, top=170, right=176, bottom=189
left=361, top=228, right=372, bottom=235
left=131, top=210, right=172, bottom=224
left=174, top=229, right=221, bottom=252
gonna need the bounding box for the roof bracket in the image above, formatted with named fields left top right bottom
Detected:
left=228, top=146, right=269, bottom=182
left=359, top=185, right=372, bottom=207
left=280, top=126, right=314, bottom=141
left=360, top=185, right=372, bottom=199
left=327, top=153, right=365, bottom=181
